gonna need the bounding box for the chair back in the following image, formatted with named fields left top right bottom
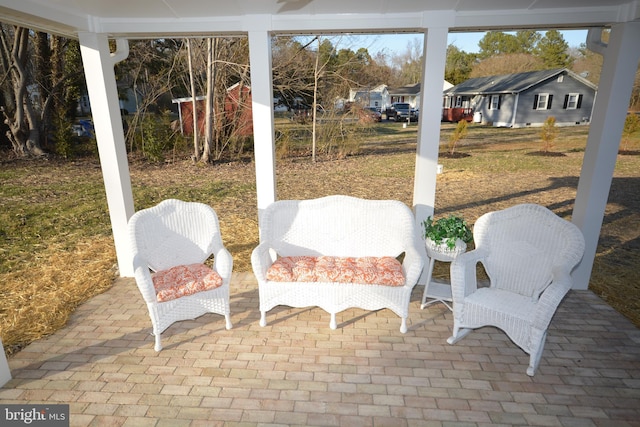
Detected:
left=128, top=199, right=221, bottom=272
left=259, top=195, right=418, bottom=258
left=473, top=204, right=585, bottom=299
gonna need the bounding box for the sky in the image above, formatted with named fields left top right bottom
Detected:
left=358, top=29, right=589, bottom=56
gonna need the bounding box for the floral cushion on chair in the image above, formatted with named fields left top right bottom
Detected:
left=266, top=256, right=405, bottom=286
left=152, top=263, right=223, bottom=302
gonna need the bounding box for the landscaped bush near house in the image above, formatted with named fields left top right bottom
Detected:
left=447, top=120, right=468, bottom=155
left=540, top=116, right=558, bottom=152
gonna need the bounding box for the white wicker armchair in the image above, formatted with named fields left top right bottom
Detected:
left=447, top=204, right=585, bottom=376
left=128, top=199, right=233, bottom=351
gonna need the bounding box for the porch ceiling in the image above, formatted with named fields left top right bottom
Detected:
left=0, top=0, right=638, bottom=38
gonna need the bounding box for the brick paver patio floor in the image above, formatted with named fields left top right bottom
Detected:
left=2, top=272, right=639, bottom=426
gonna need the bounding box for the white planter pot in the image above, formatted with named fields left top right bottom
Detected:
left=425, top=238, right=466, bottom=262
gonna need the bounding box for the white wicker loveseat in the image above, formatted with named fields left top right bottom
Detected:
left=251, top=195, right=425, bottom=333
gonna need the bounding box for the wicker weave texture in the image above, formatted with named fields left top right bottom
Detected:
left=252, top=195, right=425, bottom=332
left=448, top=203, right=585, bottom=376
left=128, top=199, right=233, bottom=351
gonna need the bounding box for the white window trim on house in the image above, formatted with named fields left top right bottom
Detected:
left=489, top=95, right=500, bottom=110
left=566, top=93, right=581, bottom=109
left=536, top=93, right=550, bottom=110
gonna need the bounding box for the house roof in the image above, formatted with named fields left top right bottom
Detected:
left=389, top=83, right=421, bottom=96
left=444, top=68, right=598, bottom=96
left=351, top=84, right=388, bottom=94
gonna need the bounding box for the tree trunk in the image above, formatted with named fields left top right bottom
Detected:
left=186, top=38, right=199, bottom=161
left=0, top=26, right=45, bottom=157
left=202, top=38, right=216, bottom=163
left=311, top=37, right=320, bottom=163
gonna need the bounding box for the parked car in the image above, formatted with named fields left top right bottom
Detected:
left=386, top=102, right=417, bottom=122
left=364, top=107, right=382, bottom=122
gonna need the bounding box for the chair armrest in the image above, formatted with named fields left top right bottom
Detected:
left=251, top=243, right=274, bottom=283
left=401, top=245, right=425, bottom=289
left=450, top=247, right=489, bottom=303
left=213, top=247, right=233, bottom=284
left=132, top=253, right=158, bottom=305
left=533, top=266, right=573, bottom=331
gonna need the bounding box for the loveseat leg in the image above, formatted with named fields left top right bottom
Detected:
left=330, top=313, right=337, bottom=330
left=447, top=327, right=473, bottom=345
left=154, top=333, right=162, bottom=352
left=400, top=317, right=408, bottom=334
left=225, top=314, right=233, bottom=330
left=260, top=311, right=267, bottom=327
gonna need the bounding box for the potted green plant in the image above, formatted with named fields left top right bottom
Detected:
left=422, top=214, right=473, bottom=254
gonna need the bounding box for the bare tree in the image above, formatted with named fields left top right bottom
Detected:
left=202, top=38, right=216, bottom=163
left=186, top=38, right=199, bottom=161
left=1, top=26, right=85, bottom=158
left=117, top=39, right=181, bottom=161
left=470, top=53, right=545, bottom=77
left=392, top=37, right=423, bottom=85
left=0, top=26, right=45, bottom=156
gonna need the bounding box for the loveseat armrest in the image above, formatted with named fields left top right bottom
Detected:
left=213, top=246, right=234, bottom=284
left=450, top=247, right=490, bottom=303
left=251, top=242, right=275, bottom=283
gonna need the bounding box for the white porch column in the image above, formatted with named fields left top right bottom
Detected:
left=248, top=26, right=277, bottom=223
left=78, top=32, right=135, bottom=277
left=413, top=26, right=449, bottom=225
left=572, top=22, right=640, bottom=289
left=0, top=338, right=10, bottom=387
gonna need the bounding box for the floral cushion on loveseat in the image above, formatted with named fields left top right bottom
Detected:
left=152, top=263, right=223, bottom=302
left=266, top=256, right=405, bottom=286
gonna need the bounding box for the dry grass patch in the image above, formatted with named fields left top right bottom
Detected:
left=0, top=237, right=116, bottom=354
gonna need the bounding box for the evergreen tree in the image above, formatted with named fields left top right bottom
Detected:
left=477, top=31, right=521, bottom=59
left=536, top=30, right=572, bottom=68
left=445, top=44, right=476, bottom=85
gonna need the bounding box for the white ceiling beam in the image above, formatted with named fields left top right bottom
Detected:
left=453, top=8, right=625, bottom=30
left=84, top=9, right=628, bottom=38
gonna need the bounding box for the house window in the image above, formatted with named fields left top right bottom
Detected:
left=564, top=93, right=583, bottom=109
left=455, top=96, right=462, bottom=107
left=557, top=75, right=564, bottom=83
left=489, top=95, right=501, bottom=110
left=533, top=93, right=553, bottom=110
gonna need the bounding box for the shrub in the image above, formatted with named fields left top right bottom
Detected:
left=139, top=110, right=175, bottom=163
left=621, top=113, right=640, bottom=152
left=540, top=116, right=558, bottom=152
left=448, top=120, right=468, bottom=155
left=52, top=111, right=75, bottom=159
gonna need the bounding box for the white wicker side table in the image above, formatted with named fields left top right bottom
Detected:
left=420, top=239, right=466, bottom=311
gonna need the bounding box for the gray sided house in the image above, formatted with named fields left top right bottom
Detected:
left=443, top=68, right=597, bottom=128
